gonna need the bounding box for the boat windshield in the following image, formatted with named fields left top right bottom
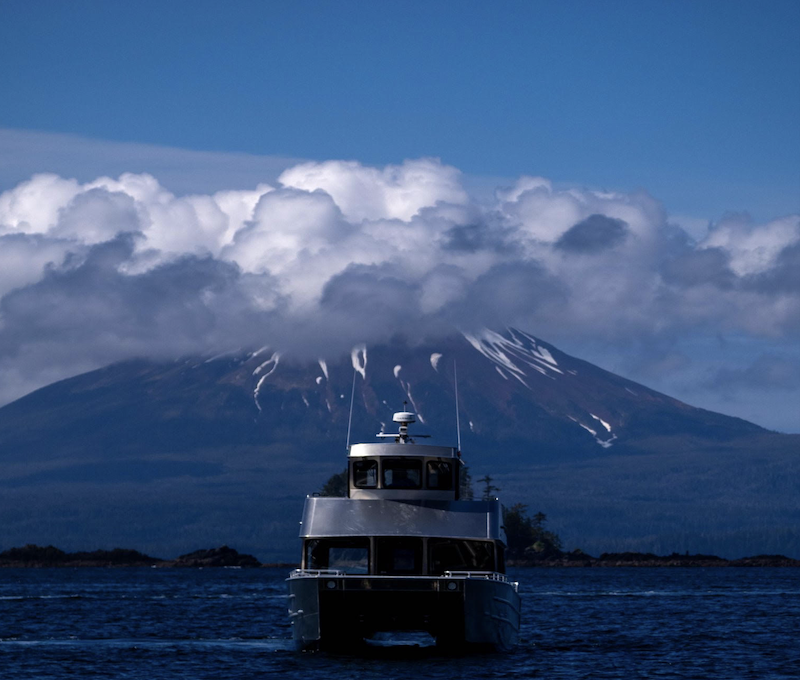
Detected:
left=353, top=459, right=378, bottom=488
left=426, top=460, right=453, bottom=490
left=376, top=537, right=423, bottom=575
left=382, top=458, right=422, bottom=489
left=305, top=538, right=369, bottom=574
left=428, top=538, right=495, bottom=574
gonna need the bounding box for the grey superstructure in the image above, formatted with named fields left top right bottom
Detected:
left=286, top=410, right=521, bottom=651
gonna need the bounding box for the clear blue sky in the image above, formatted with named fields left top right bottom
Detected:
left=2, top=0, right=798, bottom=220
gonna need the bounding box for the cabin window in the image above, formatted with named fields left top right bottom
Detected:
left=428, top=539, right=495, bottom=574
left=382, top=458, right=422, bottom=489
left=426, top=460, right=453, bottom=490
left=376, top=537, right=423, bottom=575
left=305, top=538, right=370, bottom=574
left=352, top=459, right=378, bottom=488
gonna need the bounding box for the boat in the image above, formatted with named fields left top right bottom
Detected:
left=286, top=409, right=521, bottom=651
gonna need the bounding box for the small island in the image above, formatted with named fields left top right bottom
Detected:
left=0, top=544, right=265, bottom=568
left=502, top=503, right=800, bottom=567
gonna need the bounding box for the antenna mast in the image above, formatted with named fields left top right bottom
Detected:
left=454, top=359, right=462, bottom=453
left=346, top=368, right=357, bottom=450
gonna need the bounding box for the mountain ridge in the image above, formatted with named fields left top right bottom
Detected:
left=0, top=327, right=796, bottom=560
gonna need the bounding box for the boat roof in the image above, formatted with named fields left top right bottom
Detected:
left=348, top=442, right=458, bottom=458
left=299, top=497, right=505, bottom=541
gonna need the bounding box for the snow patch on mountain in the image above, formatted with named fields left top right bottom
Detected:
left=315, top=376, right=323, bottom=385
left=318, top=359, right=329, bottom=381
left=591, top=414, right=612, bottom=432
left=351, top=345, right=367, bottom=379
left=397, top=378, right=425, bottom=423
left=430, top=353, right=442, bottom=371
left=253, top=352, right=280, bottom=376
left=466, top=327, right=565, bottom=387
left=393, top=365, right=402, bottom=378
left=571, top=415, right=617, bottom=448
left=571, top=417, right=597, bottom=437
left=253, top=352, right=280, bottom=411
left=203, top=349, right=240, bottom=363
left=250, top=346, right=270, bottom=359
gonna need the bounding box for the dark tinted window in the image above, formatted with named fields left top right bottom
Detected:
left=353, top=459, right=378, bottom=488
left=426, top=460, right=453, bottom=490
left=306, top=538, right=370, bottom=574
left=376, top=537, right=423, bottom=575
left=428, top=539, right=495, bottom=574
left=382, top=458, right=422, bottom=489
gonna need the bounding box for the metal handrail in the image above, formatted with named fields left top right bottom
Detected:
left=289, top=568, right=345, bottom=578
left=289, top=568, right=518, bottom=592
left=444, top=571, right=519, bottom=592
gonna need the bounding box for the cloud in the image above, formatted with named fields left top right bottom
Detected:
left=707, top=354, right=800, bottom=391
left=699, top=213, right=800, bottom=276
left=278, top=158, right=468, bottom=222
left=0, top=156, right=799, bottom=430
left=660, top=246, right=735, bottom=289
left=554, top=214, right=629, bottom=253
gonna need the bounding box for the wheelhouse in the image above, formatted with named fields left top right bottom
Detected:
left=348, top=444, right=460, bottom=500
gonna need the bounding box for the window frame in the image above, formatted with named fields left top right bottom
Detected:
left=381, top=457, right=423, bottom=490
left=352, top=458, right=378, bottom=489
left=426, top=459, right=454, bottom=490
left=304, top=537, right=371, bottom=574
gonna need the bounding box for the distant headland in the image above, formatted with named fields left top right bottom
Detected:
left=1, top=544, right=798, bottom=568
left=0, top=545, right=290, bottom=568
left=510, top=551, right=800, bottom=568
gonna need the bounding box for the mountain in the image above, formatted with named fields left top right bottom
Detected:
left=0, top=328, right=798, bottom=560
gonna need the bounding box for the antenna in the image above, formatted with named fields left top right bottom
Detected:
left=454, top=359, right=462, bottom=453
left=345, top=368, right=357, bottom=450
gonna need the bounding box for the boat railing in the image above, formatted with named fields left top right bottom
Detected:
left=444, top=571, right=519, bottom=592
left=289, top=568, right=345, bottom=578
left=290, top=568, right=518, bottom=592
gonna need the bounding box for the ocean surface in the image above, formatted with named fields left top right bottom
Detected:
left=1, top=567, right=799, bottom=679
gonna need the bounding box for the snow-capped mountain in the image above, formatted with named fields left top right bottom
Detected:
left=0, top=328, right=796, bottom=560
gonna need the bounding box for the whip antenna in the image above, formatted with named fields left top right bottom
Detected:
left=346, top=368, right=357, bottom=450
left=454, top=359, right=462, bottom=454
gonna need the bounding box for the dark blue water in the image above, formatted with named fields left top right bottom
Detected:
left=1, top=567, right=798, bottom=679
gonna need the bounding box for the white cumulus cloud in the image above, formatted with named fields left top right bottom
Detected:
left=0, top=156, right=798, bottom=431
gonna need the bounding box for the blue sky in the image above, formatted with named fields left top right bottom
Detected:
left=0, top=0, right=799, bottom=432
left=2, top=0, right=798, bottom=219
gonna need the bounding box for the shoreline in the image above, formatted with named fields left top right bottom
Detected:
left=2, top=545, right=799, bottom=568
left=509, top=551, right=800, bottom=568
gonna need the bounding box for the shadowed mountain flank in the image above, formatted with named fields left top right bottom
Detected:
left=0, top=329, right=797, bottom=560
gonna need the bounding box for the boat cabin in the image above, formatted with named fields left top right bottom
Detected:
left=298, top=410, right=507, bottom=578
